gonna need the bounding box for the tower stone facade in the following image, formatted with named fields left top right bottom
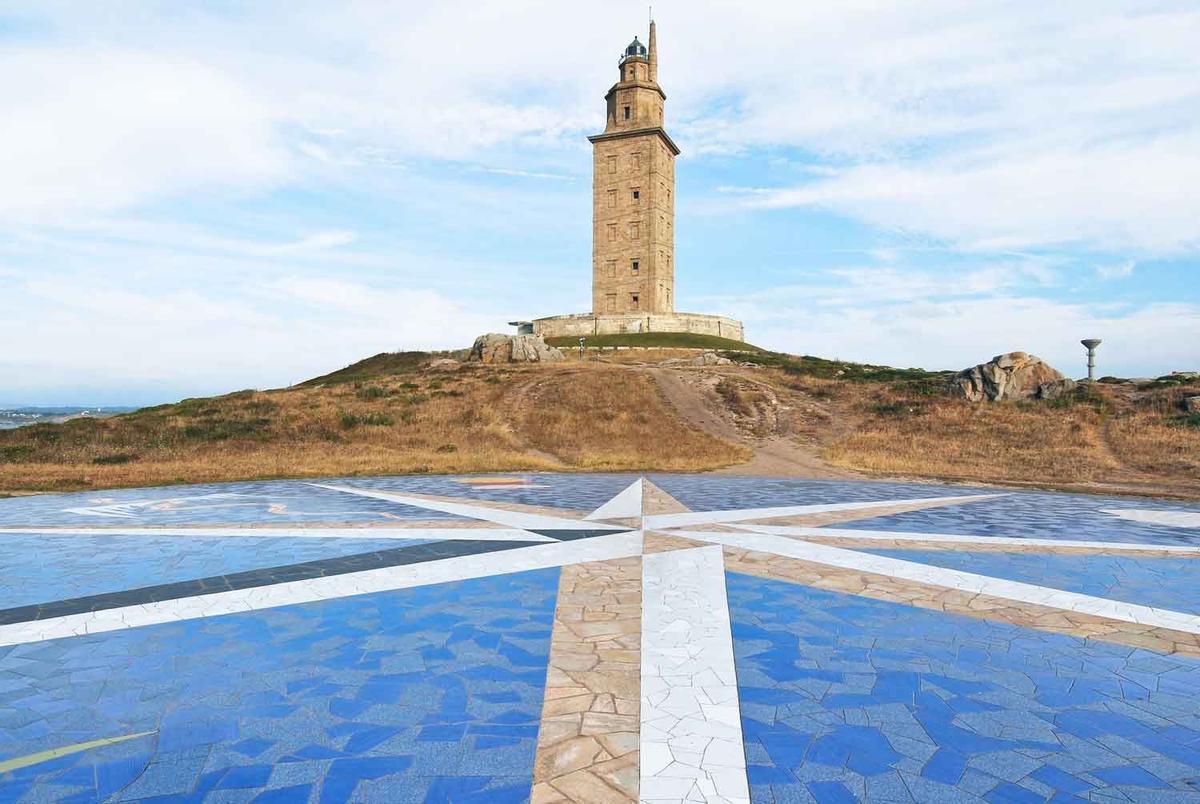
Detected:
left=588, top=21, right=680, bottom=316
left=531, top=21, right=744, bottom=343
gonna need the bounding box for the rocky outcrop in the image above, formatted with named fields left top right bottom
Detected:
left=657, top=351, right=734, bottom=367
left=426, top=358, right=461, bottom=371
left=691, top=351, right=734, bottom=366
left=1185, top=396, right=1200, bottom=414
left=468, top=333, right=565, bottom=364
left=949, top=352, right=1076, bottom=402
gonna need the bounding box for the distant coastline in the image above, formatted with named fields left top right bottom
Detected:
left=0, top=407, right=136, bottom=430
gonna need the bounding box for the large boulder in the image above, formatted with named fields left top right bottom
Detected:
left=468, top=333, right=565, bottom=364
left=949, top=352, right=1076, bottom=402
left=691, top=351, right=733, bottom=366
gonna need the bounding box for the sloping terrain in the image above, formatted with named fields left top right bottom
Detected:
left=0, top=348, right=1196, bottom=498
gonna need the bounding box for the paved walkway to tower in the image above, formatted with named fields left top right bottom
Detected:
left=2, top=474, right=1200, bottom=802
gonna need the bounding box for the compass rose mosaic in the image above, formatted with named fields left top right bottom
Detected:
left=2, top=473, right=1200, bottom=802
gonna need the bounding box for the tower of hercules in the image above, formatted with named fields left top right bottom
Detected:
left=588, top=21, right=679, bottom=316
left=529, top=21, right=745, bottom=342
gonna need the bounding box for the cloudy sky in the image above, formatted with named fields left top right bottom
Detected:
left=2, top=1, right=1198, bottom=405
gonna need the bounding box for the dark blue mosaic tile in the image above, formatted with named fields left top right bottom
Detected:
left=863, top=549, right=1200, bottom=616
left=0, top=567, right=558, bottom=802
left=827, top=487, right=1200, bottom=547
left=0, top=533, right=433, bottom=610
left=727, top=571, right=1200, bottom=802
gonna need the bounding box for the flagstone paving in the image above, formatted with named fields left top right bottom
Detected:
left=0, top=473, right=1198, bottom=803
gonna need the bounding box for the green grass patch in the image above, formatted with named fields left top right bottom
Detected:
left=181, top=418, right=273, bottom=441
left=355, top=385, right=388, bottom=400
left=0, top=445, right=34, bottom=463
left=339, top=412, right=395, bottom=429
left=544, top=332, right=762, bottom=351
left=92, top=453, right=138, bottom=465
left=302, top=352, right=430, bottom=386
left=735, top=351, right=951, bottom=388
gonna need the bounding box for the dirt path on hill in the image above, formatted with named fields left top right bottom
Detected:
left=644, top=367, right=857, bottom=478
left=499, top=371, right=569, bottom=468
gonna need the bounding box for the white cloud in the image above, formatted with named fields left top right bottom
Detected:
left=709, top=271, right=1200, bottom=377
left=1, top=1, right=1196, bottom=402
left=1095, top=260, right=1136, bottom=281
left=738, top=132, right=1200, bottom=254
left=5, top=2, right=1199, bottom=253
left=0, top=49, right=289, bottom=221
left=0, top=275, right=499, bottom=402
left=259, top=230, right=358, bottom=254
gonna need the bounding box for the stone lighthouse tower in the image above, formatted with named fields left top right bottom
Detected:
left=530, top=22, right=744, bottom=342
left=587, top=20, right=680, bottom=316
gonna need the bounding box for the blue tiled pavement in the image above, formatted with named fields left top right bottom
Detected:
left=864, top=548, right=1200, bottom=618
left=0, top=533, right=431, bottom=610
left=1, top=474, right=1195, bottom=547
left=0, top=567, right=559, bottom=803
left=0, top=474, right=645, bottom=528
left=1, top=473, right=1198, bottom=802
left=828, top=488, right=1200, bottom=547
left=728, top=571, right=1200, bottom=802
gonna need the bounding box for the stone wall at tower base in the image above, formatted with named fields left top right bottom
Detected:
left=532, top=311, right=745, bottom=342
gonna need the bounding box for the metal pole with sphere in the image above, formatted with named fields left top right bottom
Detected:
left=1081, top=339, right=1102, bottom=383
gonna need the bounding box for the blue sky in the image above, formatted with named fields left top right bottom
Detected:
left=1, top=1, right=1197, bottom=406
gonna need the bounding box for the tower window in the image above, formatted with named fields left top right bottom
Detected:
left=623, top=106, right=631, bottom=120
left=607, top=223, right=617, bottom=241
left=631, top=259, right=640, bottom=275
left=605, top=260, right=616, bottom=278
left=631, top=189, right=640, bottom=203
left=605, top=294, right=616, bottom=312
left=631, top=293, right=639, bottom=309
left=607, top=189, right=617, bottom=208
left=607, top=156, right=617, bottom=174
left=629, top=221, right=640, bottom=239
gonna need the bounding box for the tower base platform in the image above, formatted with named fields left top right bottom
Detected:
left=532, top=311, right=744, bottom=342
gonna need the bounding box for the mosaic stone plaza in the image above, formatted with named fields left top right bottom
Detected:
left=1, top=473, right=1200, bottom=803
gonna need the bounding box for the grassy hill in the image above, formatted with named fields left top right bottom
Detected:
left=0, top=346, right=1196, bottom=497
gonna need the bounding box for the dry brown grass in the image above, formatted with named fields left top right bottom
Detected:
left=811, top=378, right=1200, bottom=496
left=512, top=367, right=749, bottom=470
left=0, top=361, right=745, bottom=493
left=2, top=349, right=1195, bottom=499
left=823, top=396, right=1119, bottom=482
left=1106, top=416, right=1200, bottom=477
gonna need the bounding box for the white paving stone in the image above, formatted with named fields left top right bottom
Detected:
left=1103, top=509, right=1200, bottom=529
left=0, top=531, right=643, bottom=647
left=669, top=529, right=1200, bottom=637
left=726, top=524, right=1200, bottom=554
left=586, top=478, right=644, bottom=521
left=0, top=526, right=552, bottom=542
left=641, top=546, right=749, bottom=804
left=311, top=483, right=602, bottom=530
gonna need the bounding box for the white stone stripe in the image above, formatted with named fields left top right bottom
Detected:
left=669, top=530, right=1200, bottom=636
left=311, top=483, right=601, bottom=530
left=726, top=524, right=1200, bottom=554
left=0, top=527, right=551, bottom=543
left=642, top=493, right=1003, bottom=530
left=1103, top=509, right=1200, bottom=529
left=0, top=532, right=643, bottom=647
left=586, top=478, right=644, bottom=521
left=641, top=546, right=749, bottom=804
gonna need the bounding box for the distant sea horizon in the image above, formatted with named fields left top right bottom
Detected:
left=0, top=406, right=138, bottom=430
